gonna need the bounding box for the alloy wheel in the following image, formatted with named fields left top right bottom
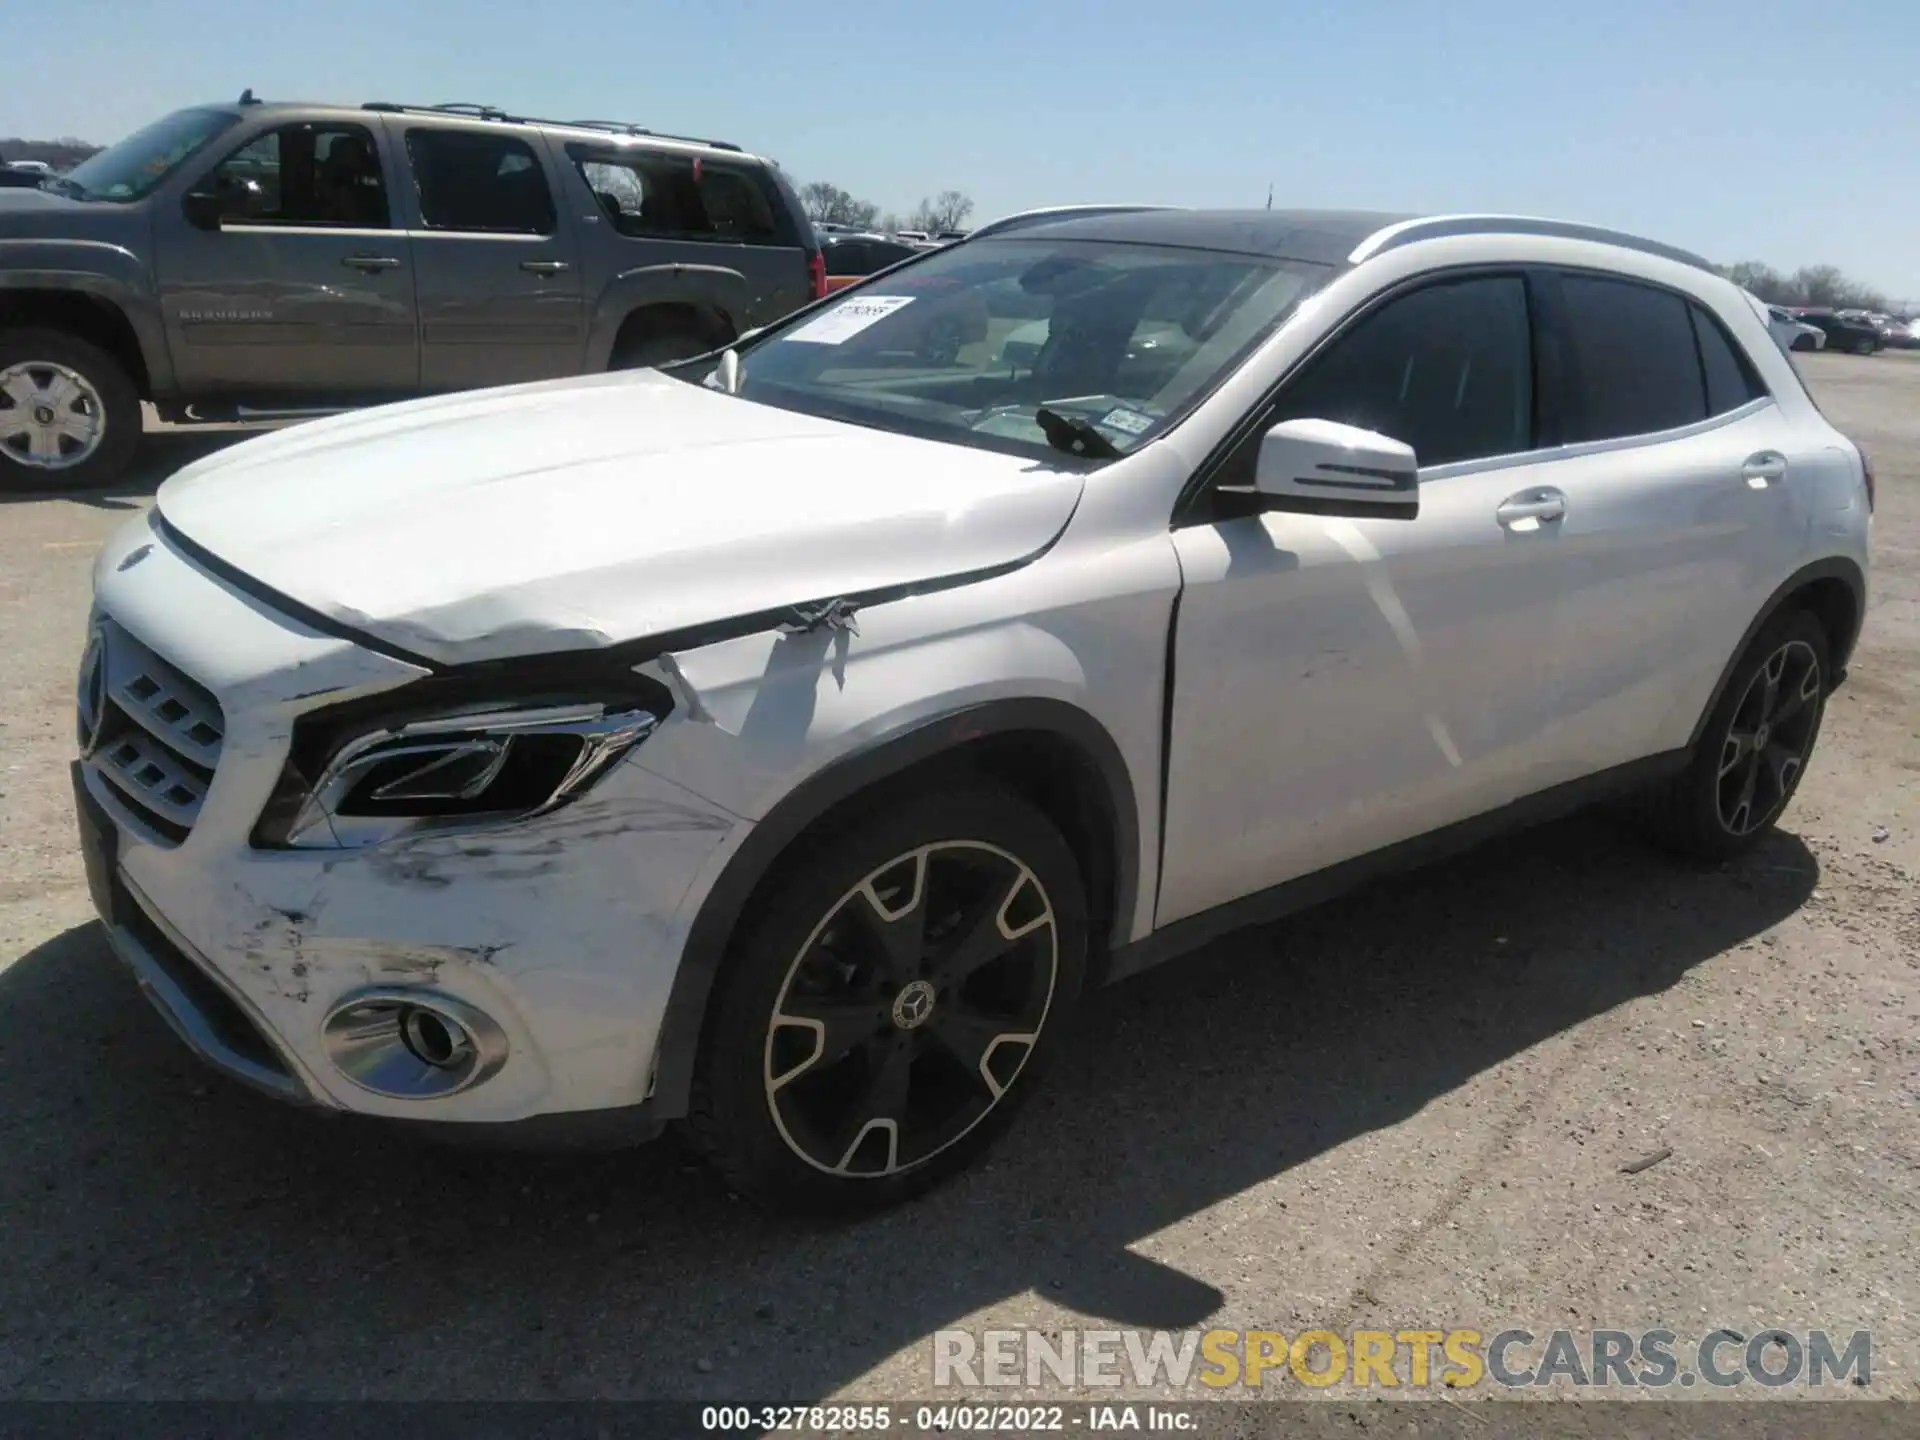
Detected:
left=1716, top=639, right=1822, bottom=836
left=764, top=840, right=1059, bottom=1178
left=0, top=361, right=107, bottom=471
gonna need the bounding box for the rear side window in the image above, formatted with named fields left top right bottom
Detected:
left=571, top=146, right=792, bottom=245
left=1265, top=275, right=1533, bottom=468
left=1691, top=304, right=1767, bottom=415
left=406, top=130, right=556, bottom=235
left=1556, top=275, right=1705, bottom=441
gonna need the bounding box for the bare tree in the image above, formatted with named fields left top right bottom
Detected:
left=903, top=191, right=975, bottom=234
left=799, top=181, right=880, bottom=230
left=1718, top=259, right=1892, bottom=312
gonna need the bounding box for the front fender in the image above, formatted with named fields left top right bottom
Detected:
left=0, top=239, right=174, bottom=393
left=585, top=263, right=750, bottom=369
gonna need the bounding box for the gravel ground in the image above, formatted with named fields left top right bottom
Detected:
left=0, top=360, right=1914, bottom=1405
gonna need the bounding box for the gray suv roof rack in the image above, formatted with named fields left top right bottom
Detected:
left=360, top=102, right=743, bottom=152
left=1351, top=214, right=1715, bottom=273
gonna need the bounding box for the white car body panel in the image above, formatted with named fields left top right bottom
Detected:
left=77, top=213, right=1872, bottom=1132
left=156, top=370, right=1087, bottom=666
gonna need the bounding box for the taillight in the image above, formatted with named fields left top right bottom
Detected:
left=807, top=250, right=827, bottom=301
left=1862, top=452, right=1876, bottom=512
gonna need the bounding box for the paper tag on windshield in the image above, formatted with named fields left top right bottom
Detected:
left=784, top=295, right=916, bottom=345
left=1100, top=406, right=1155, bottom=437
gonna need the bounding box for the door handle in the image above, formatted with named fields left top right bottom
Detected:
left=1495, top=488, right=1566, bottom=527
left=519, top=260, right=572, bottom=275
left=341, top=253, right=402, bottom=272
left=1742, top=451, right=1788, bottom=487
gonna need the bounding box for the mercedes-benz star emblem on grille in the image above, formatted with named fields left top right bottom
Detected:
left=75, top=627, right=107, bottom=755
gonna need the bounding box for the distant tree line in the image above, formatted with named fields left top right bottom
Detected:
left=0, top=137, right=102, bottom=170
left=1718, top=260, right=1906, bottom=315
left=799, top=181, right=975, bottom=236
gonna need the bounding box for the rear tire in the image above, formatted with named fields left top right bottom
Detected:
left=685, top=780, right=1087, bottom=1217
left=1626, top=609, right=1830, bottom=862
left=0, top=328, right=141, bottom=491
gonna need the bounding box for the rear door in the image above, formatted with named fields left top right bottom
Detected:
left=155, top=117, right=419, bottom=397
left=397, top=123, right=586, bottom=389
left=1525, top=269, right=1805, bottom=774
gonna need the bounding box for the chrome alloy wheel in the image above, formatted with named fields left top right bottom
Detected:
left=1717, top=639, right=1822, bottom=836
left=0, top=361, right=107, bottom=471
left=764, top=841, right=1059, bottom=1178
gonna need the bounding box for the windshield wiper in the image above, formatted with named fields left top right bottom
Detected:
left=38, top=175, right=89, bottom=200
left=1035, top=406, right=1120, bottom=460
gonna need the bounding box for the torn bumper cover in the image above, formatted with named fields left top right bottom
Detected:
left=83, top=525, right=753, bottom=1127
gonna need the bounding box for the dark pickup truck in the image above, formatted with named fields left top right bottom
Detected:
left=0, top=98, right=824, bottom=488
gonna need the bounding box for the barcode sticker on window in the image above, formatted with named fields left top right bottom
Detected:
left=784, top=295, right=916, bottom=345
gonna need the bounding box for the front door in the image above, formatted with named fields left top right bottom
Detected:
left=395, top=125, right=585, bottom=390
left=155, top=119, right=418, bottom=397
left=1157, top=272, right=1570, bottom=925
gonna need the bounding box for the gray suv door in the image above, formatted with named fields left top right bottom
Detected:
left=155, top=117, right=420, bottom=396
left=397, top=122, right=587, bottom=390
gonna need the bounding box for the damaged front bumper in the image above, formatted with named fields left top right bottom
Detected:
left=82, top=517, right=753, bottom=1131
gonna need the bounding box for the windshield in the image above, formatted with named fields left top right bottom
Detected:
left=726, top=239, right=1328, bottom=464
left=59, top=108, right=240, bottom=202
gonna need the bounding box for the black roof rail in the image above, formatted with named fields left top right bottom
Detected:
left=564, top=119, right=743, bottom=151
left=360, top=102, right=743, bottom=150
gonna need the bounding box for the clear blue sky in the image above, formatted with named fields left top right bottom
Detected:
left=9, top=0, right=1917, bottom=299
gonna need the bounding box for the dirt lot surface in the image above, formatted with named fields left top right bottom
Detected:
left=0, top=362, right=1914, bottom=1405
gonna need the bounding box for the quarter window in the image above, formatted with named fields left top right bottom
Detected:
left=1691, top=304, right=1768, bottom=416
left=406, top=130, right=556, bottom=235
left=1556, top=274, right=1706, bottom=441
left=203, top=124, right=389, bottom=227
left=570, top=146, right=788, bottom=245
left=1265, top=275, right=1533, bottom=468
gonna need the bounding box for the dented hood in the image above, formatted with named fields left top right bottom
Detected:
left=156, top=370, right=1084, bottom=666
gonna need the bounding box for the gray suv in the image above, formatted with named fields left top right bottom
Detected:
left=0, top=98, right=823, bottom=488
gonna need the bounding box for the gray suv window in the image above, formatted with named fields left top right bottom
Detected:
left=406, top=129, right=556, bottom=235
left=1557, top=274, right=1705, bottom=441
left=569, top=145, right=785, bottom=245
left=1266, top=275, right=1533, bottom=467
left=207, top=123, right=390, bottom=228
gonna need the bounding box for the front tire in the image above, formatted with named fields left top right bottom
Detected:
left=1627, top=609, right=1830, bottom=861
left=686, top=780, right=1087, bottom=1216
left=0, top=329, right=141, bottom=490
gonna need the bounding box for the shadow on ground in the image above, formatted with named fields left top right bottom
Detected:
left=0, top=430, right=255, bottom=508
left=0, top=816, right=1816, bottom=1398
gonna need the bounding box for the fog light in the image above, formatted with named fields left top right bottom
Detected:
left=321, top=989, right=507, bottom=1100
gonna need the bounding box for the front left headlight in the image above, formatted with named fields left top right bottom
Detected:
left=254, top=701, right=663, bottom=849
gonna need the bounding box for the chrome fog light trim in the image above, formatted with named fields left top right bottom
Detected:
left=320, top=989, right=509, bottom=1100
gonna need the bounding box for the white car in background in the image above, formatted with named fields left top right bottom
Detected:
left=1765, top=303, right=1825, bottom=353
left=74, top=208, right=1872, bottom=1215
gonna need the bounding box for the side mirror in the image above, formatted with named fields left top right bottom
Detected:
left=182, top=190, right=225, bottom=230
left=184, top=176, right=264, bottom=231
left=1250, top=417, right=1420, bottom=520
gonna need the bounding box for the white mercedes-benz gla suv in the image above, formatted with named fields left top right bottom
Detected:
left=74, top=209, right=1871, bottom=1214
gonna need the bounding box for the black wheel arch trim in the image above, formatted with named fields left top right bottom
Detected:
left=1685, top=556, right=1866, bottom=752
left=645, top=696, right=1141, bottom=1117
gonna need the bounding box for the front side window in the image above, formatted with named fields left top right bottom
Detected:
left=202, top=124, right=389, bottom=227
left=1557, top=274, right=1706, bottom=441
left=406, top=130, right=555, bottom=234
left=1265, top=275, right=1533, bottom=468
left=59, top=107, right=240, bottom=202
left=729, top=239, right=1327, bottom=465
left=571, top=146, right=788, bottom=245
